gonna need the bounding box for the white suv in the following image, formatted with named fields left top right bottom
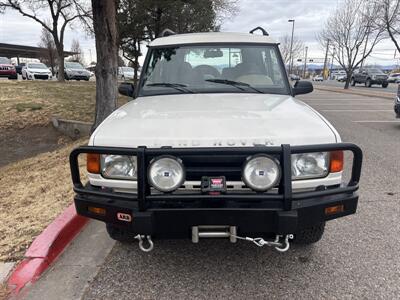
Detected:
left=70, top=28, right=362, bottom=253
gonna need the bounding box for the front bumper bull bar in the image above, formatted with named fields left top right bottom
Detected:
left=69, top=143, right=362, bottom=237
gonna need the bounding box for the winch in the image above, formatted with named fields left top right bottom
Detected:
left=133, top=226, right=294, bottom=253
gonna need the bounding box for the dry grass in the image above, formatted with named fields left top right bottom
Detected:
left=0, top=139, right=87, bottom=262
left=0, top=81, right=128, bottom=130
left=0, top=284, right=9, bottom=300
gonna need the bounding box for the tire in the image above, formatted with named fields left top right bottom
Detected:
left=293, top=222, right=325, bottom=245
left=366, top=79, right=372, bottom=87
left=382, top=82, right=388, bottom=88
left=106, top=224, right=135, bottom=243
left=85, top=78, right=89, bottom=81
left=351, top=78, right=356, bottom=86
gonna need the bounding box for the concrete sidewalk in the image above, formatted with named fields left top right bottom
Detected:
left=21, top=221, right=115, bottom=300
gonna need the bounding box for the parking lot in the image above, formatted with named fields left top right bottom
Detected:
left=314, top=79, right=399, bottom=94
left=23, top=88, right=400, bottom=300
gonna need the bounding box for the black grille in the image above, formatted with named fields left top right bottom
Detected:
left=178, top=154, right=245, bottom=181
left=34, top=74, right=49, bottom=80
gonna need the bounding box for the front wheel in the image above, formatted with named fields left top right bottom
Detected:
left=382, top=82, right=388, bottom=88
left=366, top=79, right=372, bottom=87
left=351, top=78, right=356, bottom=86
left=292, top=222, right=325, bottom=244
left=106, top=224, right=135, bottom=243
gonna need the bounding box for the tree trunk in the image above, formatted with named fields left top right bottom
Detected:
left=344, top=71, right=352, bottom=89
left=91, top=0, right=118, bottom=131
left=56, top=44, right=65, bottom=81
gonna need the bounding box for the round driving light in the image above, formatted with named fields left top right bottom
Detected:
left=242, top=155, right=280, bottom=192
left=148, top=156, right=185, bottom=192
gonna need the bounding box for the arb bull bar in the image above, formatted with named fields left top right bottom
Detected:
left=70, top=143, right=362, bottom=250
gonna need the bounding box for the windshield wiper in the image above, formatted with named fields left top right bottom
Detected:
left=146, top=82, right=194, bottom=93
left=205, top=79, right=263, bottom=94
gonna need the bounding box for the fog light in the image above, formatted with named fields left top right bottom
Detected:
left=88, top=206, right=106, bottom=216
left=325, top=204, right=344, bottom=215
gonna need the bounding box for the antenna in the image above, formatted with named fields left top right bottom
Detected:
left=249, top=27, right=269, bottom=36
left=159, top=29, right=176, bottom=38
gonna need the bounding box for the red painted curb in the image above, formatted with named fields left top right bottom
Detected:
left=7, top=203, right=88, bottom=295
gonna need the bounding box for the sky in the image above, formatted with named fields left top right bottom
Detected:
left=0, top=0, right=399, bottom=66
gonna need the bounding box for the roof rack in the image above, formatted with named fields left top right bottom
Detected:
left=159, top=29, right=176, bottom=38
left=249, top=27, right=269, bottom=36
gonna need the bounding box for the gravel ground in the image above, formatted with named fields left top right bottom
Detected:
left=82, top=90, right=400, bottom=299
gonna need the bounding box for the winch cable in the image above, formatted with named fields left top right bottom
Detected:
left=230, top=234, right=294, bottom=252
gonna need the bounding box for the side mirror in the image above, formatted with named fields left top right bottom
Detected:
left=293, top=80, right=313, bottom=96
left=118, top=82, right=134, bottom=97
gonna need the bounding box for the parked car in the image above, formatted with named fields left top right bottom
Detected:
left=337, top=74, right=347, bottom=82
left=388, top=73, right=400, bottom=83
left=395, top=86, right=400, bottom=118
left=313, top=75, right=324, bottom=82
left=22, top=62, right=53, bottom=80
left=289, top=74, right=300, bottom=81
left=118, top=66, right=137, bottom=81
left=0, top=57, right=17, bottom=80
left=58, top=62, right=90, bottom=81
left=69, top=28, right=363, bottom=253
left=15, top=62, right=26, bottom=75
left=351, top=68, right=388, bottom=88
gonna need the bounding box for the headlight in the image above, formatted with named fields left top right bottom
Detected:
left=242, top=155, right=281, bottom=192
left=291, top=152, right=329, bottom=180
left=148, top=156, right=185, bottom=192
left=101, top=155, right=137, bottom=180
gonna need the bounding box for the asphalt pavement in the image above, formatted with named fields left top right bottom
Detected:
left=314, top=78, right=399, bottom=94
left=24, top=89, right=400, bottom=299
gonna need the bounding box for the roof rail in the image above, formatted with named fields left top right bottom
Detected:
left=249, top=27, right=269, bottom=36
left=159, top=29, right=176, bottom=38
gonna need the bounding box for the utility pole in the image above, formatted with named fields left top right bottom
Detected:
left=288, top=19, right=295, bottom=74
left=329, top=50, right=335, bottom=79
left=322, top=39, right=330, bottom=80
left=303, top=46, right=308, bottom=78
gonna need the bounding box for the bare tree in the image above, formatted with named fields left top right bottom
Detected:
left=69, top=38, right=85, bottom=65
left=319, top=0, right=386, bottom=89
left=375, top=0, right=400, bottom=53
left=38, top=27, right=58, bottom=74
left=279, top=35, right=304, bottom=70
left=91, top=0, right=118, bottom=131
left=0, top=0, right=90, bottom=81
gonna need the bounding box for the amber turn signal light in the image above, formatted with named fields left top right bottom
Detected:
left=87, top=153, right=100, bottom=174
left=330, top=151, right=344, bottom=173
left=325, top=204, right=344, bottom=216
left=88, top=206, right=106, bottom=216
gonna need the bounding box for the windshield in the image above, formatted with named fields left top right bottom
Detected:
left=140, top=45, right=289, bottom=96
left=367, top=68, right=383, bottom=74
left=0, top=57, right=10, bottom=64
left=122, top=67, right=134, bottom=72
left=28, top=63, right=47, bottom=69
left=65, top=62, right=84, bottom=69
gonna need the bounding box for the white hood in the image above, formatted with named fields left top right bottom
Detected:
left=28, top=68, right=51, bottom=73
left=91, top=93, right=339, bottom=148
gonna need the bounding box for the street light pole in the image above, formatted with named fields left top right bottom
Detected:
left=322, top=39, right=330, bottom=80
left=303, top=46, right=308, bottom=78
left=288, top=19, right=295, bottom=74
